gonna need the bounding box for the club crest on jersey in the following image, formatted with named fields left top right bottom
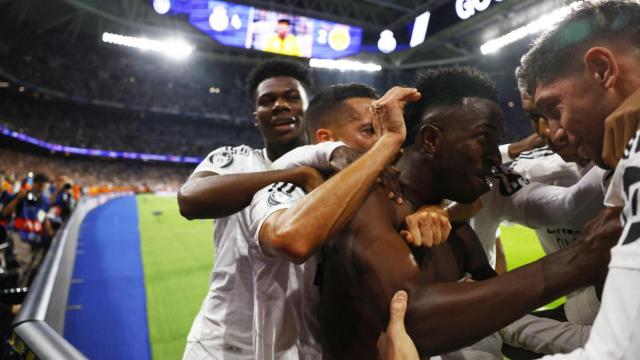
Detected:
left=209, top=151, right=233, bottom=168
left=268, top=189, right=296, bottom=206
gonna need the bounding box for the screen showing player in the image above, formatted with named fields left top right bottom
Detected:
left=158, top=0, right=363, bottom=59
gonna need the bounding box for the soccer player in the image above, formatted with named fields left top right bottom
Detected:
left=179, top=60, right=327, bottom=359
left=516, top=1, right=640, bottom=357
left=246, top=83, right=451, bottom=359
left=319, top=67, right=621, bottom=359
left=264, top=19, right=303, bottom=57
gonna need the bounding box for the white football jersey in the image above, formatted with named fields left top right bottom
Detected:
left=472, top=147, right=605, bottom=325
left=249, top=182, right=322, bottom=360
left=540, top=131, right=640, bottom=359
left=509, top=147, right=589, bottom=255
left=185, top=145, right=272, bottom=359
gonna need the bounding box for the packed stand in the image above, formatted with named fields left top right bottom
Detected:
left=0, top=27, right=252, bottom=122
left=0, top=91, right=260, bottom=156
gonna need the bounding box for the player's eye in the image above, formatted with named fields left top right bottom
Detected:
left=258, top=97, right=275, bottom=106
left=361, top=126, right=375, bottom=136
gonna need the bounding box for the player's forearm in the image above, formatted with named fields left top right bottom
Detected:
left=178, top=168, right=313, bottom=219
left=404, top=250, right=593, bottom=356
left=266, top=136, right=401, bottom=262
left=403, top=209, right=620, bottom=356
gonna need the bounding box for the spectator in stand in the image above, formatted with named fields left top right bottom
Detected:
left=0, top=170, right=11, bottom=245
left=2, top=173, right=53, bottom=285
left=48, top=175, right=75, bottom=228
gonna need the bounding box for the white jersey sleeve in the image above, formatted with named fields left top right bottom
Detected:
left=249, top=182, right=306, bottom=255
left=512, top=166, right=606, bottom=229
left=271, top=141, right=346, bottom=170
left=192, top=145, right=255, bottom=175
left=499, top=143, right=513, bottom=164
left=539, top=131, right=640, bottom=360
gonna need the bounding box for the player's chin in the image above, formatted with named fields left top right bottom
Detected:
left=270, top=127, right=302, bottom=144
left=457, top=178, right=489, bottom=204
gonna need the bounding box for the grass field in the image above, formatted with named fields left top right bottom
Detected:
left=137, top=194, right=214, bottom=360
left=136, top=195, right=562, bottom=359
left=499, top=223, right=565, bottom=309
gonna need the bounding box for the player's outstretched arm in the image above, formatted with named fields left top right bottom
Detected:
left=348, top=206, right=621, bottom=357
left=178, top=167, right=322, bottom=220
left=513, top=166, right=605, bottom=230
left=258, top=87, right=420, bottom=263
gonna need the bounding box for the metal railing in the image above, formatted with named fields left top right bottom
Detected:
left=8, top=194, right=130, bottom=359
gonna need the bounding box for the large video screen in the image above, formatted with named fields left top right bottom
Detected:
left=158, top=0, right=362, bottom=58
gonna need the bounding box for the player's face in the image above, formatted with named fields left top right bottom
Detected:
left=435, top=98, right=503, bottom=204
left=521, top=92, right=581, bottom=163
left=254, top=76, right=308, bottom=149
left=330, top=97, right=377, bottom=152
left=534, top=75, right=617, bottom=168
left=277, top=23, right=290, bottom=37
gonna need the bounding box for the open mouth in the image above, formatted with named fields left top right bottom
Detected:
left=476, top=167, right=497, bottom=189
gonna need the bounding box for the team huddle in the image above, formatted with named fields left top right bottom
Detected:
left=178, top=1, right=640, bottom=359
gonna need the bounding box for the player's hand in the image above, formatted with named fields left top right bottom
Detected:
left=445, top=200, right=482, bottom=222
left=377, top=291, right=420, bottom=360
left=401, top=205, right=451, bottom=248
left=575, top=207, right=622, bottom=285
left=507, top=132, right=546, bottom=160
left=372, top=87, right=421, bottom=146
left=603, top=88, right=640, bottom=168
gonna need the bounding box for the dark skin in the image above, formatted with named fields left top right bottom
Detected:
left=177, top=76, right=313, bottom=219
left=322, top=98, right=622, bottom=358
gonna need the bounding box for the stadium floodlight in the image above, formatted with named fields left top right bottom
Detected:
left=101, top=32, right=193, bottom=59
left=410, top=11, right=431, bottom=48
left=480, top=1, right=581, bottom=55
left=309, top=58, right=382, bottom=72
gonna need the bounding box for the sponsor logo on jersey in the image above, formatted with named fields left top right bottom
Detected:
left=492, top=165, right=529, bottom=196
left=209, top=150, right=233, bottom=168
left=267, top=183, right=298, bottom=206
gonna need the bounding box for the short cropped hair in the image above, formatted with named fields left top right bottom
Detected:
left=245, top=59, right=313, bottom=99
left=305, top=83, right=379, bottom=134
left=404, top=66, right=498, bottom=146
left=518, top=0, right=640, bottom=96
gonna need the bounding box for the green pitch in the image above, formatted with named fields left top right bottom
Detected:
left=499, top=223, right=565, bottom=309
left=138, top=194, right=214, bottom=360
left=136, top=195, right=562, bottom=359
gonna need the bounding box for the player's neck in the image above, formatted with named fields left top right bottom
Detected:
left=265, top=137, right=307, bottom=162
left=395, top=147, right=445, bottom=208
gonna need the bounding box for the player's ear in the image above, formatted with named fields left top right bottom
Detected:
left=584, top=47, right=619, bottom=90
left=418, top=124, right=442, bottom=155
left=315, top=128, right=335, bottom=143
left=253, top=112, right=259, bottom=127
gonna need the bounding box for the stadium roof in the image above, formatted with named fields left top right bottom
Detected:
left=0, top=0, right=568, bottom=69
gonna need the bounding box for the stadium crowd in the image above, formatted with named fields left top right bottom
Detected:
left=0, top=91, right=259, bottom=156
left=0, top=28, right=251, bottom=120
left=0, top=149, right=191, bottom=193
